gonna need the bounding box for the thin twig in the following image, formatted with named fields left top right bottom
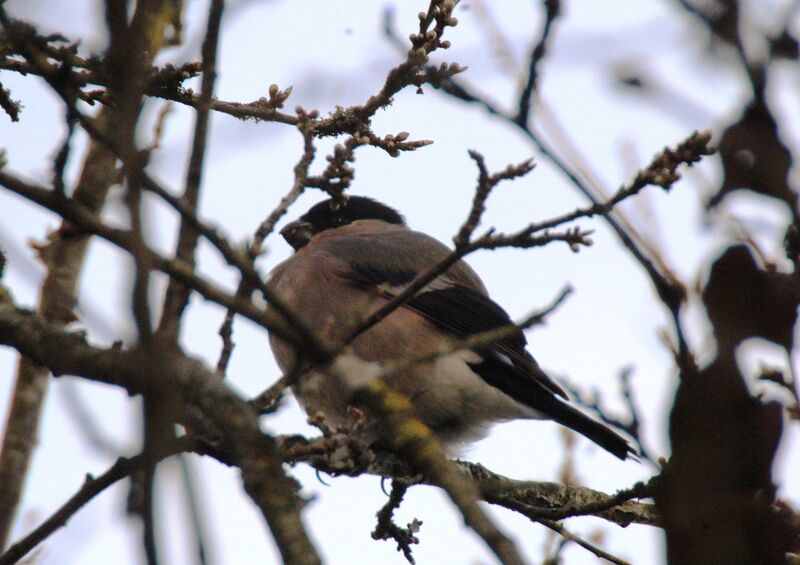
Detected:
left=0, top=169, right=303, bottom=345
left=371, top=481, right=420, bottom=564
left=158, top=0, right=226, bottom=338
left=249, top=375, right=290, bottom=415
left=520, top=131, right=713, bottom=235
left=141, top=465, right=158, bottom=565
left=252, top=121, right=316, bottom=250
left=536, top=518, right=631, bottom=565
left=515, top=0, right=561, bottom=126
left=125, top=166, right=153, bottom=339
left=351, top=153, right=537, bottom=341
left=140, top=175, right=324, bottom=352
left=215, top=118, right=316, bottom=376
left=375, top=295, right=576, bottom=383
left=177, top=452, right=210, bottom=565
left=618, top=368, right=658, bottom=466
left=0, top=437, right=197, bottom=565
left=51, top=113, right=76, bottom=195
left=438, top=74, right=707, bottom=371
left=526, top=284, right=573, bottom=326
left=560, top=369, right=660, bottom=468
left=455, top=150, right=535, bottom=245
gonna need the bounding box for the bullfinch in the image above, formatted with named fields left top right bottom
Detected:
left=267, top=196, right=633, bottom=460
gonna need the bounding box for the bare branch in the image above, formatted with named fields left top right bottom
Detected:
left=0, top=169, right=307, bottom=346
left=352, top=151, right=538, bottom=341
left=371, top=481, right=420, bottom=564
left=158, top=0, right=226, bottom=338
left=215, top=119, right=316, bottom=376
left=417, top=42, right=715, bottom=371
left=0, top=437, right=198, bottom=565
left=0, top=301, right=321, bottom=565
left=0, top=1, right=175, bottom=546
left=279, top=436, right=658, bottom=528
left=524, top=130, right=713, bottom=235
left=561, top=368, right=660, bottom=468
left=536, top=518, right=631, bottom=565
left=515, top=0, right=561, bottom=127
left=455, top=150, right=535, bottom=246
left=0, top=0, right=461, bottom=141
left=249, top=375, right=291, bottom=415
left=0, top=83, right=21, bottom=122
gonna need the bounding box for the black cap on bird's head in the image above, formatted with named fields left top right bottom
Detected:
left=281, top=196, right=405, bottom=250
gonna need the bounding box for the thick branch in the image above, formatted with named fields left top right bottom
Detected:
left=279, top=435, right=658, bottom=528
left=0, top=0, right=172, bottom=546
left=0, top=302, right=320, bottom=565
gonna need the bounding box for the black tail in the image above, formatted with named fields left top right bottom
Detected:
left=463, top=350, right=635, bottom=459
left=546, top=399, right=635, bottom=460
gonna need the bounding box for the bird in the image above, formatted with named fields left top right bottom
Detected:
left=267, top=195, right=634, bottom=460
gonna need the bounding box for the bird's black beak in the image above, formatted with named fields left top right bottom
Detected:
left=280, top=219, right=315, bottom=250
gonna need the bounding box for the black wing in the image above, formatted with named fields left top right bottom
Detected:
left=344, top=260, right=568, bottom=401
left=403, top=285, right=569, bottom=400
